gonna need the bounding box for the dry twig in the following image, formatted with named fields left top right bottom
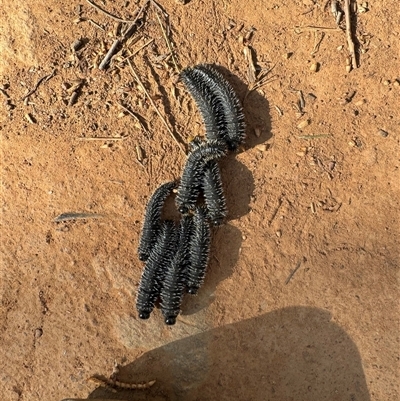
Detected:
left=85, top=0, right=135, bottom=23
left=21, top=70, right=56, bottom=100
left=344, top=0, right=357, bottom=70
left=152, top=1, right=180, bottom=72
left=97, top=0, right=149, bottom=70
left=285, top=259, right=303, bottom=284
left=127, top=59, right=185, bottom=154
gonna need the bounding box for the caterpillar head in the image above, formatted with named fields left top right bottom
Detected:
left=212, top=217, right=224, bottom=226
left=138, top=252, right=149, bottom=261
left=178, top=205, right=189, bottom=214
left=139, top=311, right=150, bottom=320
left=187, top=287, right=198, bottom=295
left=164, top=316, right=176, bottom=325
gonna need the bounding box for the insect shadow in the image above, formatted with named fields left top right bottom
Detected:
left=87, top=307, right=370, bottom=401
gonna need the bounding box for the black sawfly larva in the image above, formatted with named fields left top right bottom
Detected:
left=180, top=67, right=227, bottom=142
left=160, top=214, right=194, bottom=325
left=189, top=138, right=227, bottom=226
left=195, top=64, right=246, bottom=151
left=186, top=205, right=211, bottom=295
left=176, top=140, right=227, bottom=214
left=136, top=220, right=178, bottom=319
left=137, top=181, right=177, bottom=262
left=202, top=160, right=227, bottom=226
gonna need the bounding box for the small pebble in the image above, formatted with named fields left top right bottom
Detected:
left=383, top=80, right=390, bottom=86
left=255, top=144, right=267, bottom=152
left=378, top=129, right=389, bottom=138
left=310, top=62, right=319, bottom=72
left=275, top=230, right=282, bottom=238
left=34, top=328, right=43, bottom=338
left=393, top=80, right=399, bottom=87
left=296, top=151, right=306, bottom=157
left=297, top=119, right=310, bottom=129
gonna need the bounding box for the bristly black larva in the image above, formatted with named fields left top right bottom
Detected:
left=186, top=206, right=211, bottom=295
left=202, top=160, right=227, bottom=226
left=137, top=181, right=177, bottom=262
left=180, top=67, right=227, bottom=142
left=160, top=214, right=194, bottom=325
left=196, top=64, right=246, bottom=151
left=188, top=137, right=227, bottom=226
left=136, top=221, right=178, bottom=319
left=176, top=139, right=227, bottom=214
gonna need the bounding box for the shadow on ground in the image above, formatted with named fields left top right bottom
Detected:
left=87, top=306, right=370, bottom=401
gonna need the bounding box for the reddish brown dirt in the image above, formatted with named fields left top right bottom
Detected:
left=0, top=1, right=399, bottom=400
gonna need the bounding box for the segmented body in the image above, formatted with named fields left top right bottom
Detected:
left=136, top=221, right=178, bottom=319
left=196, top=64, right=246, bottom=150
left=189, top=137, right=227, bottom=226
left=88, top=375, right=156, bottom=392
left=160, top=214, right=194, bottom=325
left=186, top=206, right=211, bottom=294
left=202, top=160, right=227, bottom=225
left=180, top=67, right=227, bottom=142
left=137, top=181, right=177, bottom=261
left=176, top=139, right=227, bottom=214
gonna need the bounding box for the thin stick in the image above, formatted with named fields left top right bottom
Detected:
left=85, top=0, right=134, bottom=23
left=117, top=102, right=150, bottom=136
left=127, top=59, right=185, bottom=154
left=285, top=259, right=303, bottom=285
left=311, top=31, right=325, bottom=55
left=117, top=38, right=154, bottom=63
left=153, top=4, right=180, bottom=73
left=21, top=70, right=56, bottom=100
left=297, top=134, right=331, bottom=139
left=99, top=39, right=121, bottom=70
left=77, top=136, right=128, bottom=141
left=294, top=25, right=342, bottom=32
left=121, top=0, right=150, bottom=40
left=344, top=0, right=357, bottom=69
left=97, top=1, right=149, bottom=70
left=54, top=212, right=103, bottom=222
left=87, top=19, right=105, bottom=31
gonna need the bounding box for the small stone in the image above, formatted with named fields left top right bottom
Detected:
left=378, top=129, right=389, bottom=138
left=296, top=151, right=306, bottom=157
left=393, top=80, right=400, bottom=87
left=310, top=62, right=319, bottom=72
left=255, top=144, right=267, bottom=152
left=383, top=80, right=390, bottom=86
left=35, top=328, right=43, bottom=338
left=275, top=230, right=282, bottom=238
left=297, top=119, right=310, bottom=129
left=354, top=99, right=365, bottom=106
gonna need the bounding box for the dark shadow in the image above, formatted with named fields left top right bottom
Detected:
left=220, top=157, right=254, bottom=221
left=86, top=306, right=370, bottom=401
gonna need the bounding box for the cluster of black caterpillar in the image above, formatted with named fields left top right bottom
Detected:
left=136, top=64, right=245, bottom=325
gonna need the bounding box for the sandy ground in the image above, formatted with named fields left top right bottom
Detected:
left=0, top=0, right=399, bottom=400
